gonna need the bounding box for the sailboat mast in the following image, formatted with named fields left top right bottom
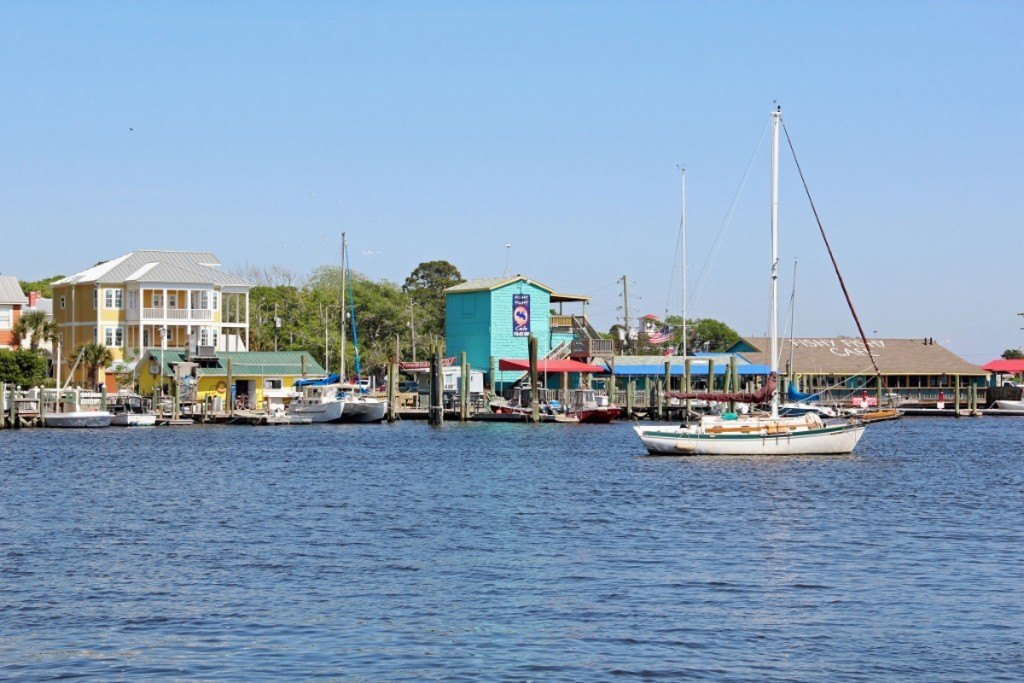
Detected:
left=340, top=232, right=347, bottom=380
left=680, top=166, right=687, bottom=359
left=770, top=106, right=781, bottom=417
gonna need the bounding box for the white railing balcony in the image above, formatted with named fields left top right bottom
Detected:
left=141, top=307, right=214, bottom=321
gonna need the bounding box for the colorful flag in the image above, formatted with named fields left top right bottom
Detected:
left=648, top=326, right=671, bottom=344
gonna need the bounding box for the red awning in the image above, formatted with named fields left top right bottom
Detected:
left=498, top=358, right=606, bottom=373
left=981, top=359, right=1024, bottom=373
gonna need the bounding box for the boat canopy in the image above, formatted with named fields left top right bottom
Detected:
left=604, top=362, right=771, bottom=376
left=787, top=383, right=820, bottom=402
left=498, top=358, right=606, bottom=374
left=294, top=374, right=340, bottom=387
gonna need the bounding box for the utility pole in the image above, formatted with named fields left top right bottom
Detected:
left=619, top=275, right=631, bottom=352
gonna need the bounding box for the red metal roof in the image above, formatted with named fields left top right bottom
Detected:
left=981, top=359, right=1024, bottom=373
left=498, top=358, right=606, bottom=373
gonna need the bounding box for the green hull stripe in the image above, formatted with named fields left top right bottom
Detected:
left=643, top=424, right=860, bottom=441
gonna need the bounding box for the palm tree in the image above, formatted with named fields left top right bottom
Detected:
left=12, top=310, right=53, bottom=351
left=71, top=343, right=114, bottom=388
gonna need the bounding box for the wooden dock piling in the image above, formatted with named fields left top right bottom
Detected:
left=460, top=352, right=469, bottom=422
left=528, top=335, right=539, bottom=424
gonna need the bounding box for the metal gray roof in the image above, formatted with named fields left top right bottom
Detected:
left=445, top=275, right=554, bottom=294
left=0, top=276, right=29, bottom=304
left=55, top=251, right=250, bottom=287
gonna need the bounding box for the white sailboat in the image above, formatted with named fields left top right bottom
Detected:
left=635, top=107, right=866, bottom=456
left=337, top=233, right=387, bottom=424
left=45, top=343, right=113, bottom=428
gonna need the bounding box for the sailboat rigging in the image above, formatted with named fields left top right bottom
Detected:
left=634, top=107, right=867, bottom=455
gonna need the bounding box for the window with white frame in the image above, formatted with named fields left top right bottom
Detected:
left=104, top=326, right=124, bottom=347
left=199, top=328, right=210, bottom=346
left=128, top=291, right=137, bottom=310
left=93, top=289, right=98, bottom=309
left=60, top=296, right=66, bottom=310
left=264, top=379, right=283, bottom=390
left=212, top=291, right=219, bottom=310
left=168, top=293, right=177, bottom=308
left=0, top=305, right=11, bottom=330
left=104, top=289, right=123, bottom=309
left=153, top=292, right=163, bottom=307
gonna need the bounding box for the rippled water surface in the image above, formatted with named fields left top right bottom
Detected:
left=1, top=418, right=1022, bottom=681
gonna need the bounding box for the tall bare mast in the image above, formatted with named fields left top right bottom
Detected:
left=340, top=232, right=347, bottom=380
left=679, top=166, right=687, bottom=359
left=770, top=106, right=781, bottom=418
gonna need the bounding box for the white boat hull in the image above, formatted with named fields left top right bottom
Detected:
left=634, top=421, right=865, bottom=456
left=994, top=399, right=1024, bottom=411
left=287, top=400, right=345, bottom=423
left=46, top=411, right=113, bottom=428
left=111, top=413, right=157, bottom=427
left=338, top=398, right=387, bottom=423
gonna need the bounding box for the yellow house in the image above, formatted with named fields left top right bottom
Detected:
left=138, top=350, right=326, bottom=411
left=52, top=250, right=252, bottom=385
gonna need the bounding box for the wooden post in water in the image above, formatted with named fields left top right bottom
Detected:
left=172, top=377, right=180, bottom=421
left=876, top=375, right=883, bottom=409
left=460, top=352, right=469, bottom=422
left=386, top=362, right=397, bottom=423
left=663, top=361, right=671, bottom=420
left=655, top=379, right=663, bottom=421
left=528, top=335, right=539, bottom=424
left=428, top=351, right=443, bottom=426
left=608, top=357, right=617, bottom=406
left=300, top=354, right=308, bottom=378
left=227, top=358, right=234, bottom=417
left=100, top=384, right=107, bottom=412
left=707, top=358, right=716, bottom=393
left=9, top=385, right=17, bottom=429
left=153, top=385, right=160, bottom=419
left=626, top=379, right=636, bottom=418
left=0, top=382, right=5, bottom=429
left=954, top=374, right=961, bottom=417
left=488, top=355, right=497, bottom=400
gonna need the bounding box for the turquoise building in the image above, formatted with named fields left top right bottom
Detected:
left=444, top=275, right=596, bottom=387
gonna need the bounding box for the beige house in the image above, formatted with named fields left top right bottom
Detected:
left=53, top=251, right=251, bottom=385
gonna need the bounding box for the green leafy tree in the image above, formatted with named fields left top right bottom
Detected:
left=71, top=343, right=114, bottom=388
left=0, top=348, right=48, bottom=386
left=402, top=260, right=464, bottom=339
left=18, top=275, right=64, bottom=299
left=689, top=318, right=741, bottom=353
left=1002, top=348, right=1024, bottom=360
left=12, top=310, right=55, bottom=352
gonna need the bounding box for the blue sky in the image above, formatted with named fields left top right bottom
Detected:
left=2, top=1, right=1021, bottom=361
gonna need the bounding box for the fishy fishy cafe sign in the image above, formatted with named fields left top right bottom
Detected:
left=791, top=338, right=885, bottom=358
left=512, top=294, right=531, bottom=337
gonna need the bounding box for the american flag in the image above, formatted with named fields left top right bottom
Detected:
left=648, top=326, right=671, bottom=344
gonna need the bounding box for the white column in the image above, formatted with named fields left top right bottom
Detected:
left=244, top=292, right=250, bottom=351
